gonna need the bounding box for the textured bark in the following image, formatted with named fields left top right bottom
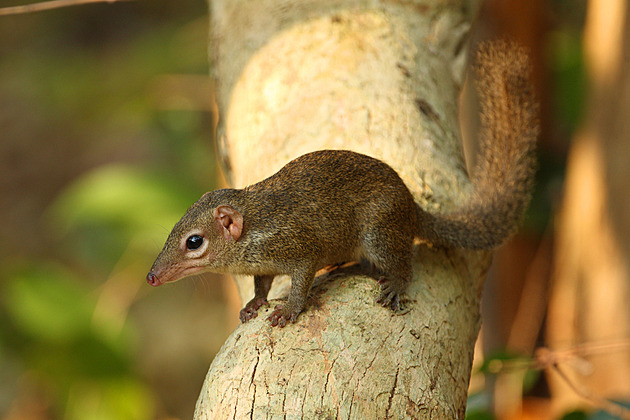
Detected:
left=546, top=0, right=630, bottom=414
left=196, top=1, right=487, bottom=418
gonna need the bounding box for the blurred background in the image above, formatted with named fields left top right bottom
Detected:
left=0, top=1, right=238, bottom=419
left=0, top=0, right=628, bottom=419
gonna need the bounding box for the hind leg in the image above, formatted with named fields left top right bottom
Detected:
left=361, top=229, right=414, bottom=311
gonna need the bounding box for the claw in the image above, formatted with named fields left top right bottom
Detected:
left=377, top=291, right=394, bottom=306
left=376, top=277, right=405, bottom=312
left=239, top=297, right=268, bottom=323
left=267, top=305, right=298, bottom=328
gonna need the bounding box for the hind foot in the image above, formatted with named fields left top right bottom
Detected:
left=376, top=277, right=408, bottom=311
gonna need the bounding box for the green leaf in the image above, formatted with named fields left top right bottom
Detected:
left=476, top=350, right=531, bottom=374
left=465, top=411, right=494, bottom=420
left=466, top=391, right=494, bottom=420
left=66, top=377, right=154, bottom=420
left=3, top=263, right=93, bottom=343
left=561, top=409, right=588, bottom=420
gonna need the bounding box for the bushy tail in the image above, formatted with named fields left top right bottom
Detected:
left=418, top=40, right=538, bottom=249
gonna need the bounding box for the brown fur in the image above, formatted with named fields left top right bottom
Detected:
left=146, top=41, right=538, bottom=327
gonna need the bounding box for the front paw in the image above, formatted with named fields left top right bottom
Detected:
left=239, top=297, right=268, bottom=323
left=267, top=305, right=300, bottom=328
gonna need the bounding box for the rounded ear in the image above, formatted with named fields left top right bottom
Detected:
left=214, top=205, right=243, bottom=240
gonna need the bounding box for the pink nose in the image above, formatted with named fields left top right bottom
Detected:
left=146, top=272, right=161, bottom=287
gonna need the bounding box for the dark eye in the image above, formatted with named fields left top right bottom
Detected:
left=186, top=235, right=204, bottom=250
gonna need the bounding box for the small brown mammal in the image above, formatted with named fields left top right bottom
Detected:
left=146, top=41, right=538, bottom=327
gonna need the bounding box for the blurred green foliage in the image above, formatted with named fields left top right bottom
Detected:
left=49, top=164, right=202, bottom=270
left=466, top=390, right=495, bottom=420
left=467, top=351, right=630, bottom=420
left=547, top=28, right=587, bottom=141
left=477, top=350, right=541, bottom=394
left=2, top=262, right=152, bottom=419
left=0, top=1, right=221, bottom=419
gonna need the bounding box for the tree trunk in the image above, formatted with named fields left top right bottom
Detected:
left=546, top=0, right=630, bottom=415
left=196, top=1, right=486, bottom=417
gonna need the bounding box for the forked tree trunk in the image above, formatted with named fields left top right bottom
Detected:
left=195, top=1, right=486, bottom=417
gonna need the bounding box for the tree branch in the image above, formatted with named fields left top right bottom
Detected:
left=0, top=0, right=133, bottom=16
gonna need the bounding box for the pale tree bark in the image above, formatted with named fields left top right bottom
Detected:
left=195, top=1, right=487, bottom=418
left=546, top=0, right=630, bottom=415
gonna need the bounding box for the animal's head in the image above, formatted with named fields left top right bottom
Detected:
left=146, top=190, right=243, bottom=286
